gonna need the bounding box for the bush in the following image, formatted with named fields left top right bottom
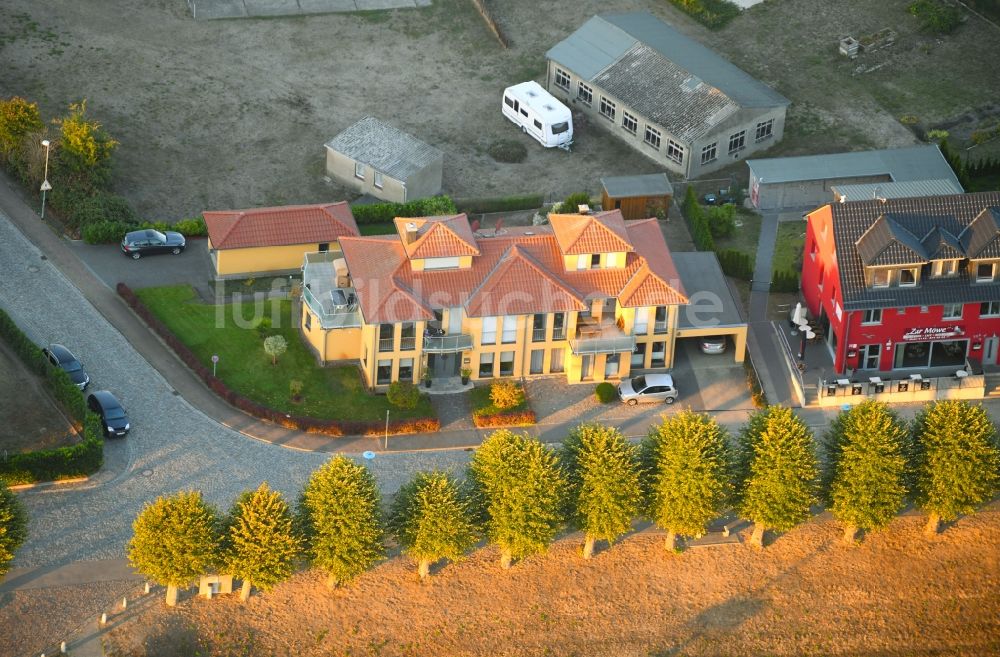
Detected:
left=487, top=139, right=528, bottom=163
left=706, top=204, right=736, bottom=238
left=595, top=382, right=617, bottom=404
left=387, top=381, right=421, bottom=409
left=0, top=96, right=43, bottom=161
left=908, top=0, right=962, bottom=33
left=682, top=186, right=715, bottom=251
left=82, top=219, right=135, bottom=244
left=472, top=409, right=537, bottom=428
left=456, top=194, right=544, bottom=214
left=173, top=217, right=207, bottom=237
left=717, top=249, right=753, bottom=280
left=555, top=191, right=593, bottom=214
left=351, top=195, right=458, bottom=225
left=668, top=0, right=741, bottom=29
left=490, top=380, right=525, bottom=410
left=771, top=269, right=800, bottom=293
left=71, top=192, right=139, bottom=229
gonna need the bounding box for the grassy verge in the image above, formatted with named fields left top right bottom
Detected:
left=134, top=285, right=433, bottom=422
left=773, top=221, right=806, bottom=272
left=471, top=383, right=535, bottom=427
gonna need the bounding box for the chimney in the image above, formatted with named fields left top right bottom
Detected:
left=404, top=222, right=418, bottom=245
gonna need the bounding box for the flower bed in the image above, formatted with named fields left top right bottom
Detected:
left=470, top=382, right=536, bottom=428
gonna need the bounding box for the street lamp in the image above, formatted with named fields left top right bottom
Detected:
left=40, top=139, right=52, bottom=220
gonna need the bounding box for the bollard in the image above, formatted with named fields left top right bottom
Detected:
left=122, top=596, right=127, bottom=609
left=100, top=612, right=107, bottom=626
left=144, top=582, right=151, bottom=594
left=60, top=641, right=67, bottom=653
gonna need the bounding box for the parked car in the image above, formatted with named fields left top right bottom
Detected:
left=702, top=190, right=736, bottom=206
left=618, top=373, right=678, bottom=405
left=121, top=229, right=185, bottom=259
left=699, top=336, right=728, bottom=355
left=42, top=343, right=90, bottom=390
left=87, top=390, right=130, bottom=437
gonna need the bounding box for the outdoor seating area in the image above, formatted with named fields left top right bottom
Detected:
left=302, top=251, right=362, bottom=329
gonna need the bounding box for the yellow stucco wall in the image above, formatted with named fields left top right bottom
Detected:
left=300, top=303, right=362, bottom=361
left=213, top=242, right=340, bottom=277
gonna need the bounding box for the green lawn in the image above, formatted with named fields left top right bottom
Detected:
left=772, top=221, right=807, bottom=272
left=712, top=208, right=762, bottom=259
left=135, top=285, right=433, bottom=422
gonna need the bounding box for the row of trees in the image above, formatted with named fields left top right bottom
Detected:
left=126, top=400, right=1000, bottom=605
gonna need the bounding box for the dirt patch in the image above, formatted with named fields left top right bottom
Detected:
left=103, top=507, right=1000, bottom=657
left=1, top=0, right=995, bottom=222
left=0, top=340, right=76, bottom=453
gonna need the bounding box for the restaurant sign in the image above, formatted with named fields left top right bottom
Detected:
left=901, top=326, right=965, bottom=342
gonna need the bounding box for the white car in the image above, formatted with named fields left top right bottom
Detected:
left=618, top=374, right=678, bottom=405
left=699, top=336, right=727, bottom=355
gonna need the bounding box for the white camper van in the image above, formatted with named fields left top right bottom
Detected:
left=501, top=81, right=573, bottom=149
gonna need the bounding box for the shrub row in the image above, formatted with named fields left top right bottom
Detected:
left=455, top=194, right=544, bottom=215
left=771, top=269, right=800, bottom=293
left=717, top=249, right=753, bottom=281
left=472, top=409, right=537, bottom=428
left=682, top=186, right=715, bottom=252
left=667, top=0, right=741, bottom=29
left=351, top=196, right=458, bottom=225
left=82, top=216, right=207, bottom=245
left=0, top=308, right=104, bottom=485
left=116, top=284, right=439, bottom=437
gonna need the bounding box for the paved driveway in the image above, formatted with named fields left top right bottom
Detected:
left=1, top=215, right=469, bottom=571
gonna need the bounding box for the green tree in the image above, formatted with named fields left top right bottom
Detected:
left=127, top=491, right=219, bottom=606
left=0, top=482, right=28, bottom=577
left=388, top=471, right=477, bottom=580
left=467, top=429, right=567, bottom=568
left=263, top=334, right=288, bottom=365
left=823, top=401, right=909, bottom=543
left=642, top=411, right=732, bottom=552
left=561, top=423, right=642, bottom=558
left=54, top=100, right=118, bottom=192
left=735, top=406, right=819, bottom=548
left=297, top=456, right=384, bottom=587
left=912, top=401, right=1000, bottom=536
left=0, top=96, right=43, bottom=159
left=222, top=483, right=302, bottom=601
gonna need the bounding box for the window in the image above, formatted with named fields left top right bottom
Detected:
left=981, top=301, right=1000, bottom=317
left=591, top=253, right=601, bottom=268
left=373, top=171, right=384, bottom=189
left=633, top=307, right=649, bottom=335
left=650, top=342, right=666, bottom=368
left=943, top=303, right=963, bottom=320
left=424, top=256, right=461, bottom=270
left=532, top=314, right=547, bottom=342
left=701, top=142, right=717, bottom=165
left=809, top=240, right=818, bottom=261
left=818, top=267, right=825, bottom=290
left=529, top=349, right=544, bottom=374
left=398, top=358, right=414, bottom=382
left=606, top=252, right=621, bottom=268
left=499, top=351, right=515, bottom=376
left=554, top=68, right=570, bottom=91
left=479, top=352, right=495, bottom=377
left=644, top=125, right=662, bottom=150
left=376, top=360, right=392, bottom=385
left=501, top=315, right=517, bottom=343
left=481, top=316, right=497, bottom=345
left=577, top=253, right=590, bottom=270
left=933, top=259, right=958, bottom=277
left=577, top=82, right=593, bottom=105
left=599, top=96, right=616, bottom=121
left=552, top=313, right=566, bottom=340
left=550, top=348, right=564, bottom=373
left=754, top=119, right=774, bottom=142
left=399, top=322, right=416, bottom=351
left=504, top=95, right=515, bottom=109
left=378, top=324, right=394, bottom=352
left=631, top=342, right=646, bottom=367
left=304, top=310, right=312, bottom=331
left=897, top=307, right=907, bottom=315
left=654, top=306, right=668, bottom=333
left=533, top=119, right=542, bottom=130
left=354, top=162, right=366, bottom=179
left=920, top=305, right=929, bottom=314
left=872, top=269, right=889, bottom=288
left=899, top=268, right=918, bottom=287
left=666, top=139, right=684, bottom=165
left=728, top=130, right=746, bottom=154
left=977, top=262, right=996, bottom=282
left=861, top=308, right=882, bottom=325
left=318, top=242, right=330, bottom=252
left=604, top=353, right=621, bottom=377
left=622, top=111, right=638, bottom=135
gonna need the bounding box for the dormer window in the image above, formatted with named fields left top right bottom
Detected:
left=591, top=253, right=601, bottom=268
left=577, top=254, right=590, bottom=270
left=932, top=259, right=958, bottom=277
left=977, top=262, right=996, bottom=282
left=872, top=269, right=889, bottom=288
left=899, top=268, right=918, bottom=287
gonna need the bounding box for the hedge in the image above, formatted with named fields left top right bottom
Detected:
left=682, top=186, right=715, bottom=252
left=82, top=217, right=208, bottom=244
left=455, top=194, right=544, bottom=215
left=771, top=269, right=800, bottom=293
left=0, top=308, right=104, bottom=485
left=117, top=283, right=439, bottom=437
left=717, top=249, right=753, bottom=280
left=667, top=0, right=741, bottom=29
left=351, top=196, right=458, bottom=225
left=472, top=409, right=537, bottom=428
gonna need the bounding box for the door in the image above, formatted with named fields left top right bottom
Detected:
left=984, top=337, right=999, bottom=365
left=448, top=307, right=463, bottom=334
left=861, top=344, right=880, bottom=370
left=580, top=355, right=593, bottom=380
left=431, top=353, right=460, bottom=378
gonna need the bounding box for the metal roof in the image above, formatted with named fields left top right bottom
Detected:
left=831, top=178, right=964, bottom=202
left=673, top=252, right=746, bottom=329
left=326, top=116, right=443, bottom=181
left=747, top=145, right=962, bottom=187
left=546, top=12, right=789, bottom=109
left=601, top=173, right=673, bottom=199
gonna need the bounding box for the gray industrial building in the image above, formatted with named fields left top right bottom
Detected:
left=545, top=12, right=790, bottom=179
left=746, top=144, right=963, bottom=211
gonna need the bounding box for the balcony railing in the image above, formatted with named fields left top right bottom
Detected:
left=570, top=335, right=637, bottom=355
left=653, top=321, right=669, bottom=334
left=378, top=337, right=395, bottom=352
left=399, top=336, right=417, bottom=351
left=302, top=287, right=362, bottom=329
left=532, top=328, right=547, bottom=342
left=423, top=333, right=474, bottom=353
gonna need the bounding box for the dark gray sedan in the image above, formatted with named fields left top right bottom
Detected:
left=121, top=229, right=186, bottom=259
left=42, top=343, right=90, bottom=390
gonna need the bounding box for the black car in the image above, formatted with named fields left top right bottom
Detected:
left=42, top=343, right=90, bottom=390
left=121, top=229, right=186, bottom=259
left=87, top=390, right=130, bottom=437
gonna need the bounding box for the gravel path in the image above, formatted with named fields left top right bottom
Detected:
left=0, top=214, right=471, bottom=571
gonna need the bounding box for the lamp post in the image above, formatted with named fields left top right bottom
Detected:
left=40, top=139, right=52, bottom=220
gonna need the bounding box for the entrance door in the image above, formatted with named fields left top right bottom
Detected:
left=984, top=337, right=999, bottom=365
left=861, top=344, right=881, bottom=370
left=580, top=355, right=593, bottom=380
left=430, top=354, right=460, bottom=378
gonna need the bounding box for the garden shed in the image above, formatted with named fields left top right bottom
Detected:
left=600, top=174, right=673, bottom=219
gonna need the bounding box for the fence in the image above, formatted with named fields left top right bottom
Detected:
left=469, top=0, right=508, bottom=48
left=817, top=369, right=985, bottom=407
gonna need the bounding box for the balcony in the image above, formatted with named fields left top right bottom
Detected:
left=423, top=333, right=474, bottom=353
left=301, top=251, right=362, bottom=329
left=302, top=286, right=362, bottom=329
left=570, top=317, right=635, bottom=355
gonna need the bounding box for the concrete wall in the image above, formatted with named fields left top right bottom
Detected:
left=689, top=106, right=787, bottom=180
left=213, top=242, right=341, bottom=278
left=325, top=146, right=442, bottom=203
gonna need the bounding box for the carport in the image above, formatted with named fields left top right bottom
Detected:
left=672, top=252, right=747, bottom=363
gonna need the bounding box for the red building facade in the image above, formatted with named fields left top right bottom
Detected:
left=801, top=191, right=1000, bottom=376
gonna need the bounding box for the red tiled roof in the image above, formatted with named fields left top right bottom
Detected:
left=549, top=210, right=635, bottom=255
left=203, top=202, right=359, bottom=249
left=393, top=214, right=480, bottom=259
left=338, top=216, right=686, bottom=324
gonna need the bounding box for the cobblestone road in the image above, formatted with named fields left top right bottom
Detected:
left=0, top=216, right=471, bottom=570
